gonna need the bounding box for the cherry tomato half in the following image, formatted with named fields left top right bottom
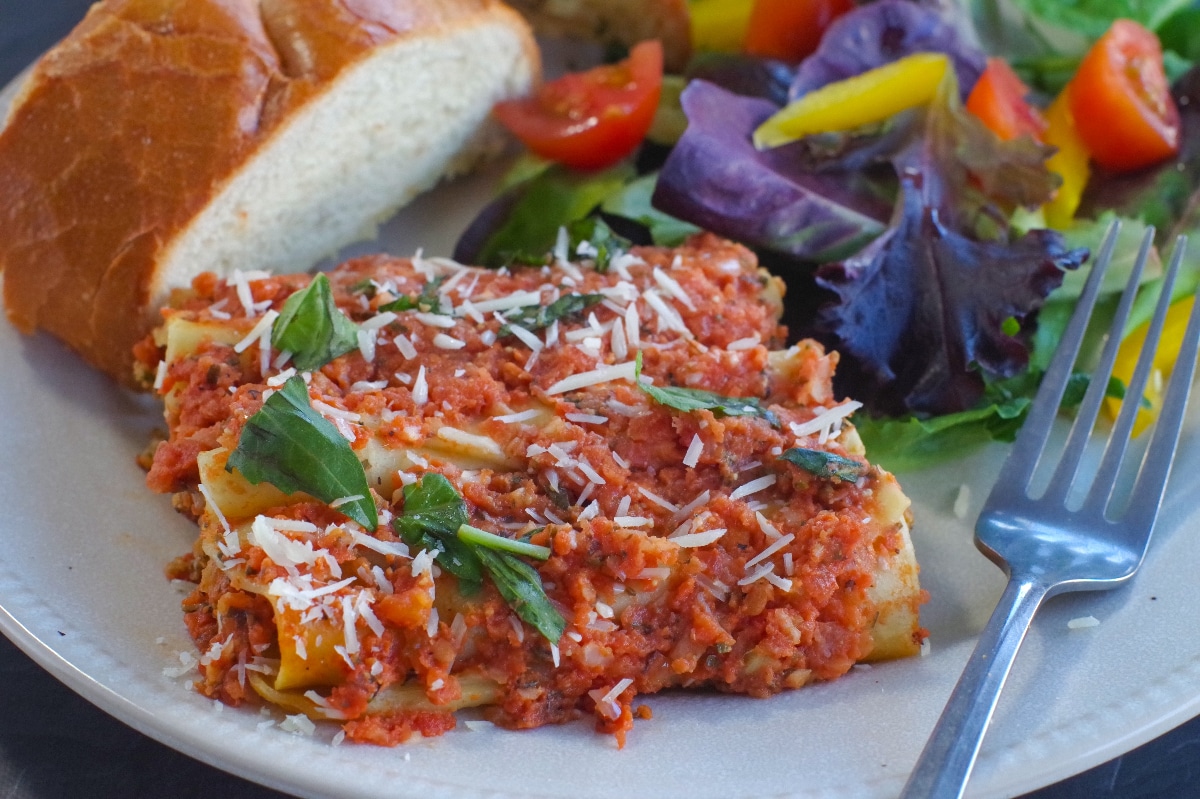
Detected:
left=743, top=0, right=854, bottom=62
left=493, top=40, right=663, bottom=171
left=966, top=58, right=1048, bottom=142
left=1068, top=19, right=1180, bottom=173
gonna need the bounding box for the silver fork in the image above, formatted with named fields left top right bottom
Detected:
left=900, top=224, right=1198, bottom=799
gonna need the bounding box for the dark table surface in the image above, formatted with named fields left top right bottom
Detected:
left=3, top=2, right=1200, bottom=797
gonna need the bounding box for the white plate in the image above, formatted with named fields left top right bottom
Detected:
left=4, top=58, right=1200, bottom=799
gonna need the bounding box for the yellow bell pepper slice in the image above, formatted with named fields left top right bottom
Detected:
left=689, top=0, right=755, bottom=54
left=1106, top=296, right=1195, bottom=435
left=1042, top=90, right=1091, bottom=229
left=753, top=52, right=950, bottom=149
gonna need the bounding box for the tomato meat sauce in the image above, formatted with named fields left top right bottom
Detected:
left=140, top=233, right=923, bottom=747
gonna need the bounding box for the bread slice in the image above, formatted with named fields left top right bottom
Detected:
left=0, top=0, right=539, bottom=385
left=507, top=0, right=691, bottom=70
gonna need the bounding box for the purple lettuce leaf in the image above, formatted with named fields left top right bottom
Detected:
left=816, top=179, right=1086, bottom=416
left=789, top=0, right=987, bottom=103
left=650, top=7, right=1079, bottom=419
left=810, top=76, right=1080, bottom=417
left=651, top=80, right=893, bottom=262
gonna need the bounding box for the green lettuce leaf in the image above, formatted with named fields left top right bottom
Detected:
left=854, top=399, right=1029, bottom=472
left=601, top=173, right=702, bottom=246
left=461, top=163, right=634, bottom=268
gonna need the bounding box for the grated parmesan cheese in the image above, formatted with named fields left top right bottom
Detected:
left=790, top=401, right=863, bottom=438
left=233, top=309, right=279, bottom=354
left=493, top=408, right=540, bottom=424
left=637, top=486, right=679, bottom=513
left=744, top=533, right=795, bottom=570
left=412, top=365, right=429, bottom=406
left=730, top=474, right=777, bottom=500
left=433, top=333, right=466, bottom=350
left=652, top=266, right=696, bottom=311
left=566, top=412, right=608, bottom=425
left=279, top=714, right=317, bottom=736
left=755, top=511, right=783, bottom=540
left=670, top=528, right=727, bottom=548
left=738, top=562, right=776, bottom=586
left=394, top=333, right=418, bottom=360
left=544, top=361, right=638, bottom=395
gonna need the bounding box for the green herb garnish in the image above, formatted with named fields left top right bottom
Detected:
left=474, top=546, right=566, bottom=643
left=393, top=473, right=482, bottom=585
left=634, top=351, right=781, bottom=426
left=271, top=273, right=359, bottom=372
left=379, top=275, right=447, bottom=314
left=779, top=448, right=867, bottom=482
left=499, top=293, right=605, bottom=336
left=566, top=217, right=631, bottom=272
left=458, top=524, right=551, bottom=560
left=227, top=376, right=377, bottom=530
left=393, top=475, right=565, bottom=642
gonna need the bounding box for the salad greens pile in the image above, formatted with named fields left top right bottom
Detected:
left=969, top=0, right=1199, bottom=91
left=456, top=0, right=1200, bottom=470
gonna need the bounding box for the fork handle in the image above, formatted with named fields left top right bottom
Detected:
left=900, top=577, right=1051, bottom=799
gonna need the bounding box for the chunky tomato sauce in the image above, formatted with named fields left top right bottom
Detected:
left=142, top=234, right=921, bottom=746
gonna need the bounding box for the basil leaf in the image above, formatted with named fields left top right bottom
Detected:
left=780, top=448, right=866, bottom=482
left=378, top=295, right=416, bottom=312
left=475, top=546, right=565, bottom=643
left=379, top=276, right=446, bottom=314
left=393, top=477, right=563, bottom=639
left=499, top=293, right=605, bottom=336
left=393, top=473, right=482, bottom=585
left=634, top=351, right=780, bottom=426
left=227, top=376, right=377, bottom=530
left=458, top=524, right=551, bottom=560
left=566, top=217, right=631, bottom=272
left=271, top=273, right=359, bottom=372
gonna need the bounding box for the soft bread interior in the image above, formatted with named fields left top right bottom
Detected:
left=153, top=18, right=533, bottom=307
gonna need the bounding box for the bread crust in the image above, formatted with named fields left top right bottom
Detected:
left=0, top=0, right=538, bottom=384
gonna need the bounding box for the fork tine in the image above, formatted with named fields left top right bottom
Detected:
left=1123, top=237, right=1198, bottom=515
left=1042, top=227, right=1155, bottom=501
left=1088, top=236, right=1192, bottom=515
left=995, top=221, right=1122, bottom=493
